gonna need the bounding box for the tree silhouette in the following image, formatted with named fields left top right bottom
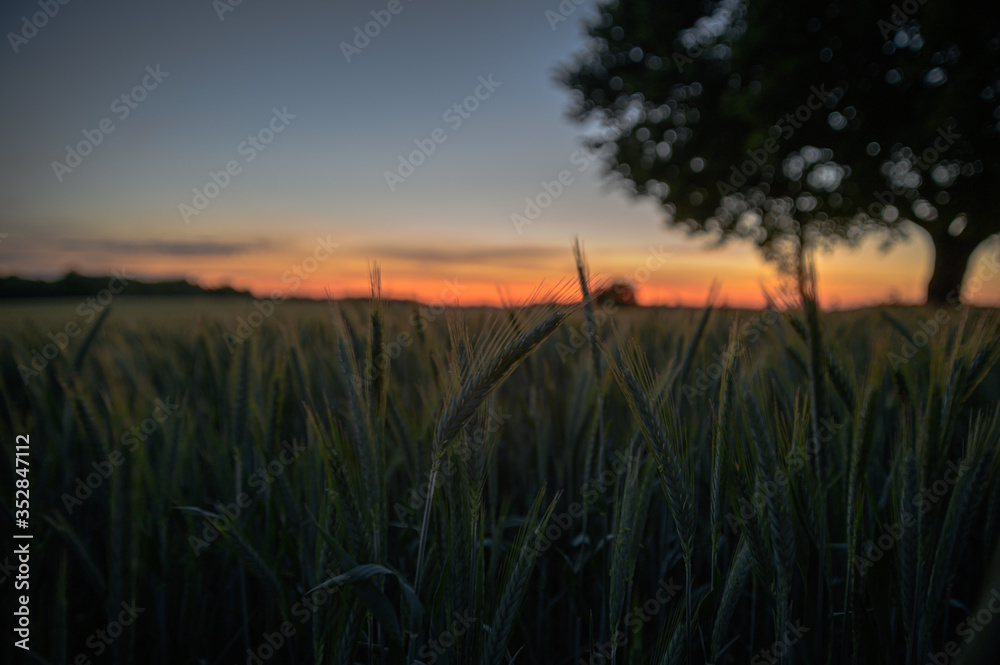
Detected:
left=558, top=0, right=1000, bottom=302
left=595, top=279, right=638, bottom=306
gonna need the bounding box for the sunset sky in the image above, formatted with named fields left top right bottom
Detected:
left=2, top=0, right=998, bottom=308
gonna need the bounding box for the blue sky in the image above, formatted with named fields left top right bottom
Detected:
left=0, top=0, right=991, bottom=306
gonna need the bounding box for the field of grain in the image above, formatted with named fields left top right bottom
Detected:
left=2, top=263, right=999, bottom=665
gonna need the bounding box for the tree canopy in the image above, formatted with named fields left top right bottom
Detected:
left=558, top=0, right=1000, bottom=302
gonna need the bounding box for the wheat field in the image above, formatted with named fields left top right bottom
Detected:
left=2, top=254, right=999, bottom=665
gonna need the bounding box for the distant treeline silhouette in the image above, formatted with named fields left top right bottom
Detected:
left=0, top=271, right=250, bottom=299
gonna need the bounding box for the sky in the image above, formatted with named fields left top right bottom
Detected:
left=1, top=0, right=997, bottom=308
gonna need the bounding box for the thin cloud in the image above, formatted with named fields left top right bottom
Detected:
left=357, top=244, right=566, bottom=266
left=58, top=238, right=274, bottom=257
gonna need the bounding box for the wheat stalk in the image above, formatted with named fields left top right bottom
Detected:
left=415, top=307, right=567, bottom=593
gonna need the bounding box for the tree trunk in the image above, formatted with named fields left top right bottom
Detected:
left=925, top=235, right=976, bottom=305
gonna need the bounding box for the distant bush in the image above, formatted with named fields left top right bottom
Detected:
left=594, top=279, right=637, bottom=306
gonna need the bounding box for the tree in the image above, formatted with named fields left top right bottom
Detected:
left=558, top=0, right=1000, bottom=303
left=595, top=279, right=638, bottom=306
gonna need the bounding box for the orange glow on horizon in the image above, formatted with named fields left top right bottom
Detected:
left=233, top=271, right=930, bottom=310
left=38, top=227, right=999, bottom=311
